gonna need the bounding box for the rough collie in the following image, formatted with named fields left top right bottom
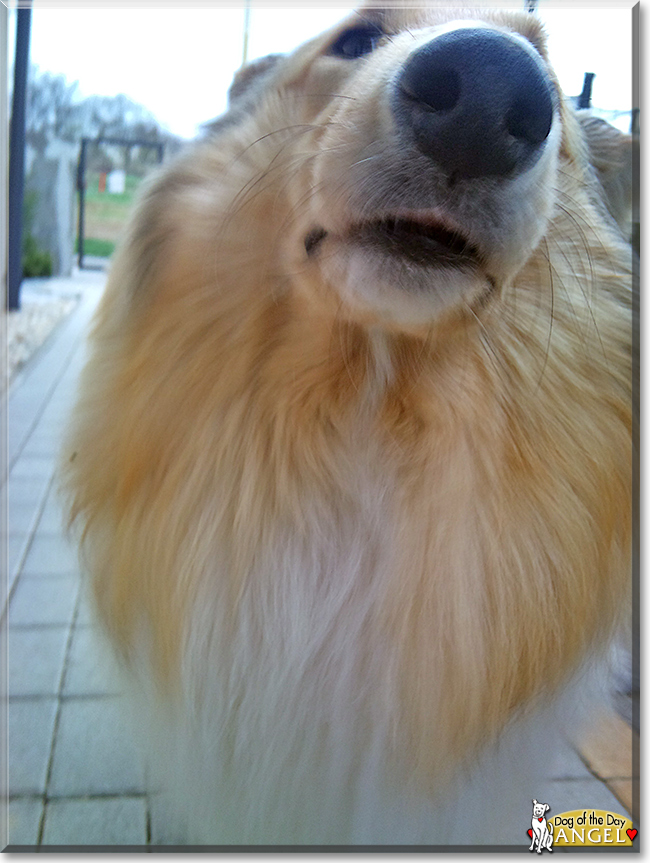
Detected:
left=62, top=4, right=634, bottom=846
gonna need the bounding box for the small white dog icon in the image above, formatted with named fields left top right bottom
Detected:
left=530, top=799, right=553, bottom=853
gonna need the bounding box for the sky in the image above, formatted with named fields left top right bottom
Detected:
left=8, top=3, right=636, bottom=140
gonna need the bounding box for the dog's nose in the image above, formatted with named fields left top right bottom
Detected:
left=393, top=27, right=555, bottom=179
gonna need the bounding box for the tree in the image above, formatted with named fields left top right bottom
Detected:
left=25, top=66, right=82, bottom=145
left=24, top=64, right=184, bottom=154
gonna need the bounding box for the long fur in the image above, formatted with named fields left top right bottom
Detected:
left=62, top=5, right=633, bottom=846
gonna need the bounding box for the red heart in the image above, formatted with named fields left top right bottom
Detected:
left=527, top=829, right=533, bottom=839
left=538, top=817, right=544, bottom=822
left=627, top=829, right=637, bottom=841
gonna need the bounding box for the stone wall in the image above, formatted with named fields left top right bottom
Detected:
left=24, top=136, right=78, bottom=277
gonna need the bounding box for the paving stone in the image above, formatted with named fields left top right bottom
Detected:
left=48, top=697, right=146, bottom=796
left=548, top=739, right=595, bottom=780
left=42, top=797, right=147, bottom=846
left=74, top=587, right=98, bottom=625
left=7, top=798, right=44, bottom=846
left=7, top=417, right=33, bottom=463
left=17, top=434, right=62, bottom=458
left=7, top=475, right=52, bottom=511
left=9, top=456, right=55, bottom=481
left=35, top=496, right=67, bottom=534
left=8, top=576, right=79, bottom=627
left=7, top=501, right=41, bottom=535
left=6, top=534, right=29, bottom=591
left=21, top=534, right=80, bottom=577
left=8, top=699, right=58, bottom=795
left=8, top=627, right=70, bottom=696
left=62, top=626, right=123, bottom=697
left=148, top=793, right=190, bottom=846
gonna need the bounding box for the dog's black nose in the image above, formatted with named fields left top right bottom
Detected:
left=393, top=27, right=555, bottom=179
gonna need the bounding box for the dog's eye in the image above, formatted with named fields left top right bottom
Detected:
left=328, top=25, right=384, bottom=59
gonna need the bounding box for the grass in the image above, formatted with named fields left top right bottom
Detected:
left=85, top=172, right=140, bottom=207
left=75, top=237, right=116, bottom=258
left=81, top=172, right=141, bottom=251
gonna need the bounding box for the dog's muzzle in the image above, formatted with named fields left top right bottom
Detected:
left=392, top=27, right=555, bottom=179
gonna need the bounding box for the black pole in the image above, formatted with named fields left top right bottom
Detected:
left=242, top=0, right=251, bottom=65
left=77, top=139, right=87, bottom=269
left=8, top=3, right=32, bottom=310
left=577, top=73, right=595, bottom=110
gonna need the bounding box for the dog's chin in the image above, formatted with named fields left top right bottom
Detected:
left=316, top=227, right=496, bottom=328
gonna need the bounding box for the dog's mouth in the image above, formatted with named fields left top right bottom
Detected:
left=353, top=216, right=482, bottom=269
left=304, top=210, right=496, bottom=322
left=306, top=214, right=482, bottom=271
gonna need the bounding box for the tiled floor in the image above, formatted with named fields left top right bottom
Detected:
left=4, top=272, right=150, bottom=847
left=2, top=270, right=638, bottom=848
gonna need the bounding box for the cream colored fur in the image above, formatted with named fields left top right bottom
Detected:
left=62, top=5, right=633, bottom=846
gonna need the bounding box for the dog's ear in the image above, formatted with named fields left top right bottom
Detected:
left=577, top=110, right=637, bottom=241
left=545, top=804, right=550, bottom=813
left=227, top=53, right=285, bottom=105
left=203, top=53, right=286, bottom=136
left=532, top=799, right=537, bottom=806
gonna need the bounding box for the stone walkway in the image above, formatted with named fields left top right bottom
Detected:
left=5, top=270, right=149, bottom=847
left=2, top=269, right=637, bottom=848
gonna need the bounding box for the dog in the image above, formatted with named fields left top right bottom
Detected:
left=62, top=4, right=634, bottom=846
left=530, top=800, right=553, bottom=853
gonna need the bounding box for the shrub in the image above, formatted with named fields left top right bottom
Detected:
left=22, top=190, right=53, bottom=277
left=22, top=233, right=53, bottom=277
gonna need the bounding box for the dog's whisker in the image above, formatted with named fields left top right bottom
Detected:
left=532, top=237, right=556, bottom=391
left=536, top=245, right=590, bottom=349
left=288, top=93, right=359, bottom=103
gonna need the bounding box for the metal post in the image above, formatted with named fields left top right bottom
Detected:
left=8, top=2, right=32, bottom=311
left=577, top=73, right=595, bottom=109
left=77, top=138, right=87, bottom=269
left=242, top=0, right=251, bottom=66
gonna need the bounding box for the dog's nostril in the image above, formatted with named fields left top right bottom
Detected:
left=506, top=98, right=553, bottom=146
left=402, top=68, right=460, bottom=112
